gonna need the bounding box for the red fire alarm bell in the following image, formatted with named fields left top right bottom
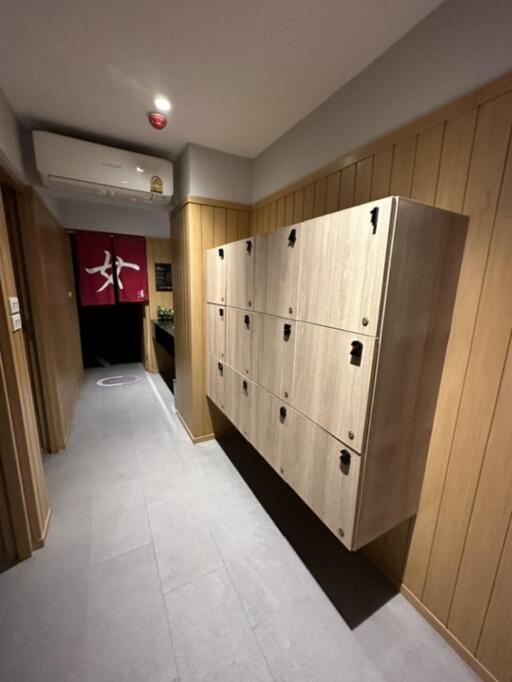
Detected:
left=148, top=112, right=167, bottom=130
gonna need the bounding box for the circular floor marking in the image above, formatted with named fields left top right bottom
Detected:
left=96, top=375, right=142, bottom=387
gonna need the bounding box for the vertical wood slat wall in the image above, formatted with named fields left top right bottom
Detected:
left=171, top=201, right=251, bottom=440
left=250, top=82, right=512, bottom=682
left=171, top=72, right=512, bottom=681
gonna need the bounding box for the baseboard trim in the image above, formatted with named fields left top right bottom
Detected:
left=33, top=506, right=52, bottom=550
left=175, top=409, right=214, bottom=444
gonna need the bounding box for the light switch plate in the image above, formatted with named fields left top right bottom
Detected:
left=11, top=313, right=22, bottom=332
left=8, top=297, right=19, bottom=314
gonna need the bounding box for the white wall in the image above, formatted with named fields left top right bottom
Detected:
left=177, top=143, right=252, bottom=205
left=53, top=195, right=170, bottom=239
left=0, top=86, right=27, bottom=183
left=252, top=0, right=512, bottom=202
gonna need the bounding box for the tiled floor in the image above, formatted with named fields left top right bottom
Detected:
left=0, top=364, right=479, bottom=682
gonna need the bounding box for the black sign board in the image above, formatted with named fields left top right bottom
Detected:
left=155, top=262, right=172, bottom=291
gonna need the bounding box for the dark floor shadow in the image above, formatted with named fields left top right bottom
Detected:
left=217, top=432, right=398, bottom=629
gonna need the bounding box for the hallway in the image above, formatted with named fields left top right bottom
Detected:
left=0, top=365, right=478, bottom=682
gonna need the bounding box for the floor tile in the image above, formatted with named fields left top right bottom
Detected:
left=254, top=594, right=384, bottom=682
left=86, top=544, right=177, bottom=682
left=165, top=567, right=274, bottom=682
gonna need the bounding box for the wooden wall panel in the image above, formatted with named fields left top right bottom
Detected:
left=171, top=198, right=252, bottom=441
left=172, top=72, right=512, bottom=681
left=243, top=75, right=512, bottom=682
left=354, top=157, right=373, bottom=205
left=0, top=191, right=49, bottom=556
left=143, top=237, right=172, bottom=373
left=18, top=190, right=83, bottom=452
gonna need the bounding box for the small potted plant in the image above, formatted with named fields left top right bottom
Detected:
left=157, top=305, right=174, bottom=321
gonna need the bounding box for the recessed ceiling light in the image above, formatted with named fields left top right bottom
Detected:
left=154, top=96, right=171, bottom=113
left=136, top=166, right=145, bottom=173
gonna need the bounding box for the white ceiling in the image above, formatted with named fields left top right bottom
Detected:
left=0, top=0, right=445, bottom=160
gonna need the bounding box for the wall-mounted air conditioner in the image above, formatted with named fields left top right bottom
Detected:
left=33, top=131, right=173, bottom=205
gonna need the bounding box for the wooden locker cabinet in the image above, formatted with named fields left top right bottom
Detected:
left=226, top=238, right=254, bottom=310
left=298, top=198, right=393, bottom=335
left=291, top=322, right=377, bottom=452
left=205, top=197, right=467, bottom=550
left=254, top=224, right=301, bottom=318
left=206, top=354, right=226, bottom=410
left=253, top=313, right=296, bottom=401
left=225, top=307, right=253, bottom=376
left=206, top=247, right=226, bottom=304
left=206, top=304, right=226, bottom=360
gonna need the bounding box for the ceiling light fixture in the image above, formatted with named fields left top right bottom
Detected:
left=154, top=96, right=171, bottom=113
left=136, top=166, right=145, bottom=173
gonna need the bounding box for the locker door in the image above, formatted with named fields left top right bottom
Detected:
left=206, top=304, right=226, bottom=360
left=273, top=402, right=326, bottom=513
left=254, top=224, right=302, bottom=318
left=253, top=313, right=296, bottom=401
left=206, top=246, right=226, bottom=304
left=291, top=322, right=377, bottom=452
left=321, top=443, right=360, bottom=550
left=274, top=402, right=360, bottom=550
left=225, top=307, right=253, bottom=377
left=206, top=354, right=226, bottom=411
left=250, top=382, right=275, bottom=465
left=225, top=367, right=255, bottom=441
left=226, top=238, right=254, bottom=310
left=298, top=198, right=393, bottom=335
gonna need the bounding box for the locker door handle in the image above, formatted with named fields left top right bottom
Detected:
left=340, top=449, right=351, bottom=468
left=242, top=380, right=248, bottom=392
left=218, top=247, right=224, bottom=259
left=283, top=323, right=292, bottom=340
left=217, top=362, right=223, bottom=376
left=370, top=207, right=379, bottom=234
left=279, top=406, right=287, bottom=421
left=350, top=340, right=363, bottom=366
left=288, top=228, right=297, bottom=246
left=219, top=308, right=224, bottom=317
left=246, top=240, right=253, bottom=254
left=244, top=314, right=250, bottom=328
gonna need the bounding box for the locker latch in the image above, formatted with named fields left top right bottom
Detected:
left=339, top=449, right=351, bottom=470
left=244, top=314, right=250, bottom=328
left=217, top=362, right=223, bottom=376
left=218, top=247, right=224, bottom=259
left=246, top=240, right=253, bottom=254
left=370, top=207, right=379, bottom=234
left=242, top=380, right=248, bottom=392
left=288, top=228, right=297, bottom=246
left=283, top=323, right=292, bottom=340
left=219, top=308, right=224, bottom=317
left=279, top=406, right=287, bottom=421
left=350, top=340, right=363, bottom=366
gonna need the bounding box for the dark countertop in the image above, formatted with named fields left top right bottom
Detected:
left=152, top=319, right=175, bottom=337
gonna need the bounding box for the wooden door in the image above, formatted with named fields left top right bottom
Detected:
left=225, top=307, right=253, bottom=377
left=205, top=246, right=226, bottom=304
left=253, top=313, right=296, bottom=401
left=291, top=322, right=376, bottom=452
left=254, top=224, right=302, bottom=318
left=298, top=198, right=393, bottom=335
left=226, top=238, right=254, bottom=310
left=206, top=354, right=226, bottom=411
left=225, top=366, right=255, bottom=441
left=206, top=304, right=226, bottom=360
